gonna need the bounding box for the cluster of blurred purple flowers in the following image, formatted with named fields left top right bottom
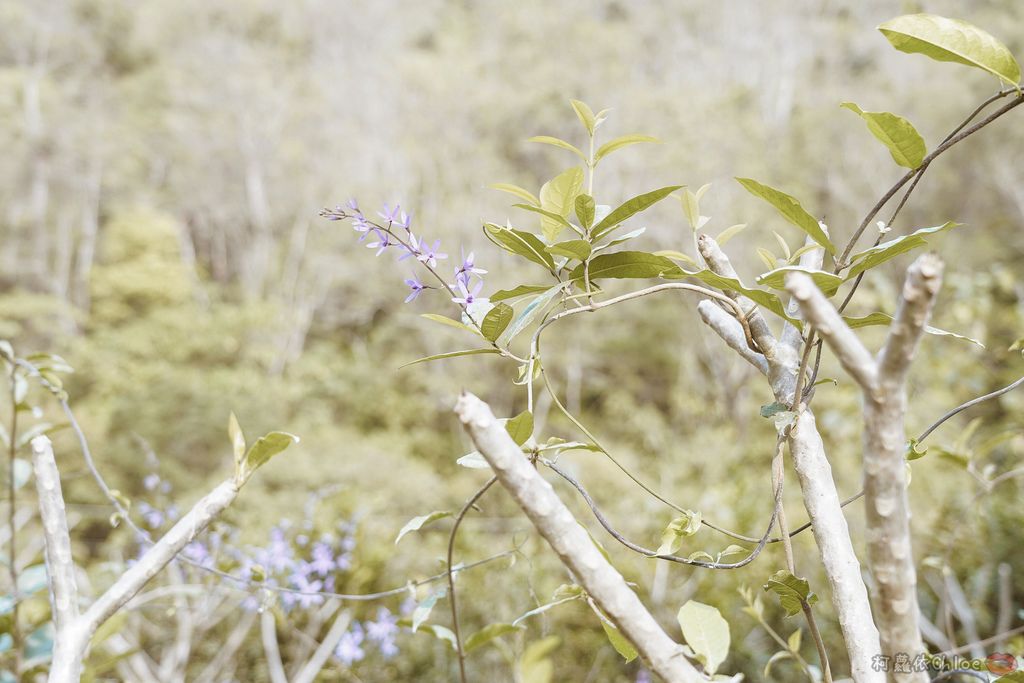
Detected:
left=334, top=607, right=400, bottom=666
left=322, top=200, right=489, bottom=310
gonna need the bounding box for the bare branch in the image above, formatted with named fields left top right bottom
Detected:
left=261, top=610, right=289, bottom=683
left=877, top=254, right=943, bottom=386
left=455, top=393, right=705, bottom=682
left=697, top=300, right=768, bottom=375
left=31, top=437, right=79, bottom=633
left=780, top=239, right=824, bottom=351
left=785, top=272, right=877, bottom=392
left=697, top=233, right=777, bottom=358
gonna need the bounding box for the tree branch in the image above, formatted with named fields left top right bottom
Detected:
left=785, top=272, right=878, bottom=392
left=31, top=437, right=79, bottom=634
left=697, top=300, right=768, bottom=375
left=293, top=606, right=352, bottom=683
left=455, top=393, right=705, bottom=682
left=877, top=254, right=943, bottom=387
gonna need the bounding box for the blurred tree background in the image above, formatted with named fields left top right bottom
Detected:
left=2, top=0, right=1023, bottom=680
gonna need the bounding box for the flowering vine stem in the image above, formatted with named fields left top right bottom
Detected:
left=319, top=205, right=529, bottom=364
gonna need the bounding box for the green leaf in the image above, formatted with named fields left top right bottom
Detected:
left=528, top=135, right=587, bottom=161
left=539, top=167, right=585, bottom=241
left=878, top=14, right=1021, bottom=87
left=717, top=223, right=747, bottom=246
left=518, top=637, right=561, bottom=683
left=906, top=438, right=928, bottom=461
left=505, top=410, right=534, bottom=446
left=456, top=451, right=489, bottom=469
left=399, top=348, right=501, bottom=369
left=677, top=600, right=730, bottom=675
left=489, top=183, right=540, bottom=206
left=841, top=102, right=927, bottom=169
left=763, top=570, right=818, bottom=617
left=502, top=284, right=568, bottom=343
left=513, top=204, right=577, bottom=234
left=481, top=303, right=514, bottom=342
left=568, top=251, right=683, bottom=281
left=490, top=285, right=554, bottom=302
left=402, top=621, right=457, bottom=650
left=787, top=628, right=802, bottom=653
left=570, top=99, right=598, bottom=136
left=483, top=223, right=557, bottom=271
left=842, top=312, right=984, bottom=347
left=657, top=510, right=703, bottom=555
left=243, top=431, right=299, bottom=475
left=591, top=186, right=683, bottom=241
left=594, top=227, right=646, bottom=252
left=421, top=313, right=481, bottom=336
left=601, top=621, right=638, bottom=662
left=25, top=353, right=73, bottom=374
left=228, top=412, right=246, bottom=469
left=395, top=510, right=452, bottom=545
left=681, top=269, right=800, bottom=325
left=594, top=134, right=659, bottom=164
left=846, top=222, right=960, bottom=279
left=735, top=178, right=835, bottom=255
left=411, top=588, right=447, bottom=632
left=15, top=422, right=67, bottom=450
left=575, top=194, right=595, bottom=229
left=545, top=239, right=591, bottom=261
left=464, top=623, right=524, bottom=653
left=681, top=184, right=712, bottom=230
left=654, top=250, right=698, bottom=268
left=756, top=266, right=844, bottom=297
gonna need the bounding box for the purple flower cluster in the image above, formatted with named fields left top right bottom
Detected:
left=334, top=607, right=400, bottom=666
left=322, top=200, right=489, bottom=311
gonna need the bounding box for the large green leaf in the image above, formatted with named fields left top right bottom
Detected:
left=878, top=14, right=1021, bottom=86
left=483, top=223, right=556, bottom=271
left=841, top=102, right=927, bottom=169
left=735, top=178, right=835, bottom=255
left=756, top=266, right=844, bottom=297
left=600, top=621, right=638, bottom=662
left=762, top=570, right=818, bottom=617
left=394, top=510, right=452, bottom=545
left=677, top=601, right=730, bottom=676
left=465, top=623, right=524, bottom=653
left=421, top=313, right=481, bottom=336
left=490, top=285, right=554, bottom=302
left=243, top=431, right=299, bottom=475
left=846, top=221, right=959, bottom=279
left=594, top=134, right=659, bottom=164
left=502, top=284, right=568, bottom=343
left=545, top=239, right=591, bottom=261
left=399, top=348, right=501, bottom=368
left=539, top=167, right=585, bottom=241
left=590, top=186, right=683, bottom=241
left=513, top=204, right=577, bottom=234
left=481, top=303, right=514, bottom=341
left=842, top=312, right=984, bottom=347
left=518, top=637, right=561, bottom=683
left=489, top=183, right=539, bottom=206
left=568, top=251, right=683, bottom=281
left=505, top=410, right=534, bottom=446
left=528, top=135, right=587, bottom=161
left=680, top=269, right=800, bottom=325
left=574, top=194, right=595, bottom=229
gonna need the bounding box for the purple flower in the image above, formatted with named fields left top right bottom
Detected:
left=398, top=234, right=421, bottom=262
left=335, top=623, right=366, bottom=666
left=636, top=669, right=651, bottom=683
left=417, top=239, right=447, bottom=268
left=365, top=607, right=398, bottom=643
left=347, top=198, right=359, bottom=211
left=452, top=278, right=487, bottom=306
left=404, top=275, right=427, bottom=303
left=366, top=229, right=392, bottom=255
left=184, top=541, right=212, bottom=567
left=143, top=473, right=161, bottom=491
left=455, top=248, right=487, bottom=279
left=308, top=542, right=336, bottom=576
left=288, top=571, right=324, bottom=610
left=351, top=215, right=372, bottom=240
left=138, top=502, right=164, bottom=529
left=378, top=203, right=401, bottom=225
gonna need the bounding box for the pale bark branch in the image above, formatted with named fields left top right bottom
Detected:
left=697, top=233, right=777, bottom=359
left=781, top=239, right=824, bottom=351
left=455, top=393, right=705, bottom=683
left=785, top=272, right=877, bottom=391
left=261, top=610, right=289, bottom=683
left=788, top=255, right=942, bottom=683
left=31, top=436, right=79, bottom=633
left=697, top=300, right=768, bottom=375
